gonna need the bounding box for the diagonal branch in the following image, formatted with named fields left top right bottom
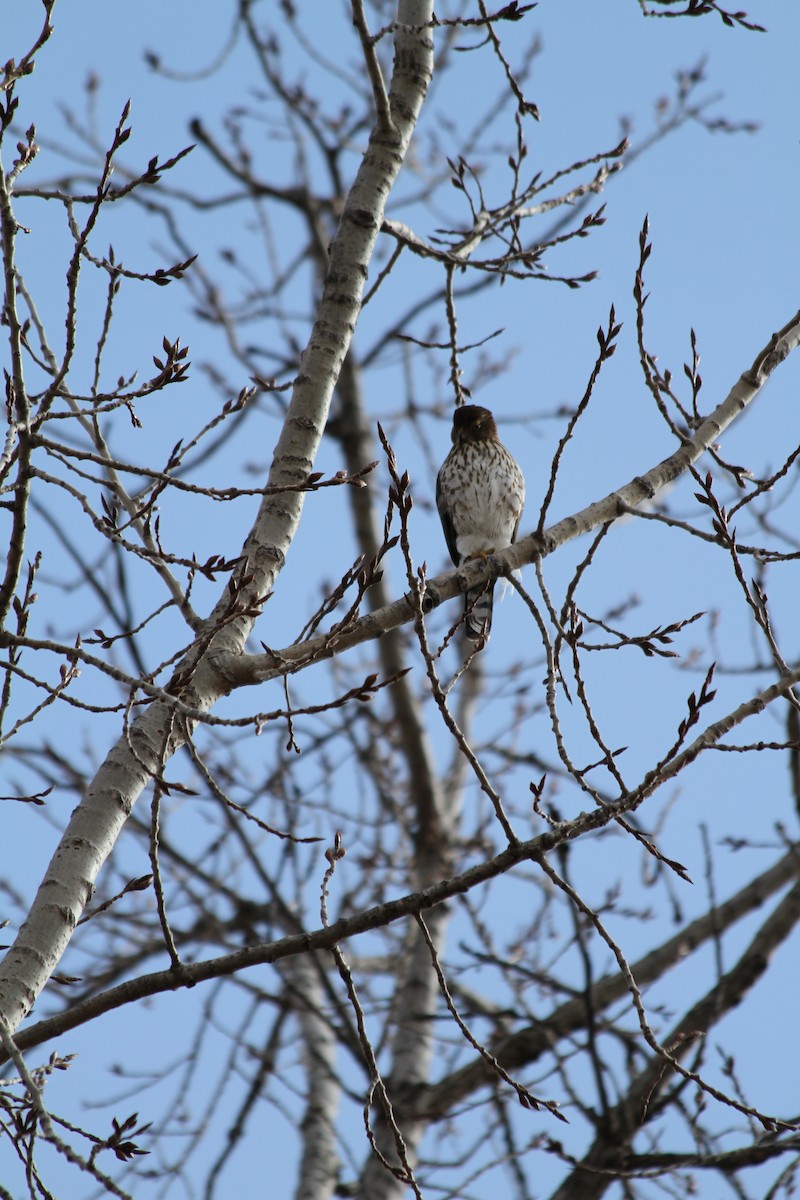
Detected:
left=217, top=305, right=800, bottom=688
left=0, top=1, right=437, bottom=1037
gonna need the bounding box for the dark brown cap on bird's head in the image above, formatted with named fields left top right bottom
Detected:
left=451, top=405, right=498, bottom=444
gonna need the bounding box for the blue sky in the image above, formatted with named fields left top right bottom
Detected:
left=3, top=2, right=800, bottom=1196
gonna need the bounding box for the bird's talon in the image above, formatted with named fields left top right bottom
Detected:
left=421, top=589, right=439, bottom=614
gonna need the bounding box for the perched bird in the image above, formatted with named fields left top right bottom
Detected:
left=436, top=405, right=526, bottom=645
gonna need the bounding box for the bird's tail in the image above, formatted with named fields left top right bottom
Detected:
left=464, top=583, right=494, bottom=644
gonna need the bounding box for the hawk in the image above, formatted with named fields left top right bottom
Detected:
left=436, top=405, right=526, bottom=645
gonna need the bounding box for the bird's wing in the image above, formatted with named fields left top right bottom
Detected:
left=509, top=461, right=525, bottom=544
left=436, top=466, right=461, bottom=567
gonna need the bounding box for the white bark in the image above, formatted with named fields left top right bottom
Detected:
left=284, top=955, right=341, bottom=1200
left=0, top=0, right=436, bottom=1036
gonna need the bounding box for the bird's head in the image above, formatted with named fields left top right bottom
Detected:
left=450, top=405, right=498, bottom=445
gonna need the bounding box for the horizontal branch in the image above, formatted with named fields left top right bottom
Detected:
left=10, top=833, right=800, bottom=1072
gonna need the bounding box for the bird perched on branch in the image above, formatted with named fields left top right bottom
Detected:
left=436, top=405, right=526, bottom=645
